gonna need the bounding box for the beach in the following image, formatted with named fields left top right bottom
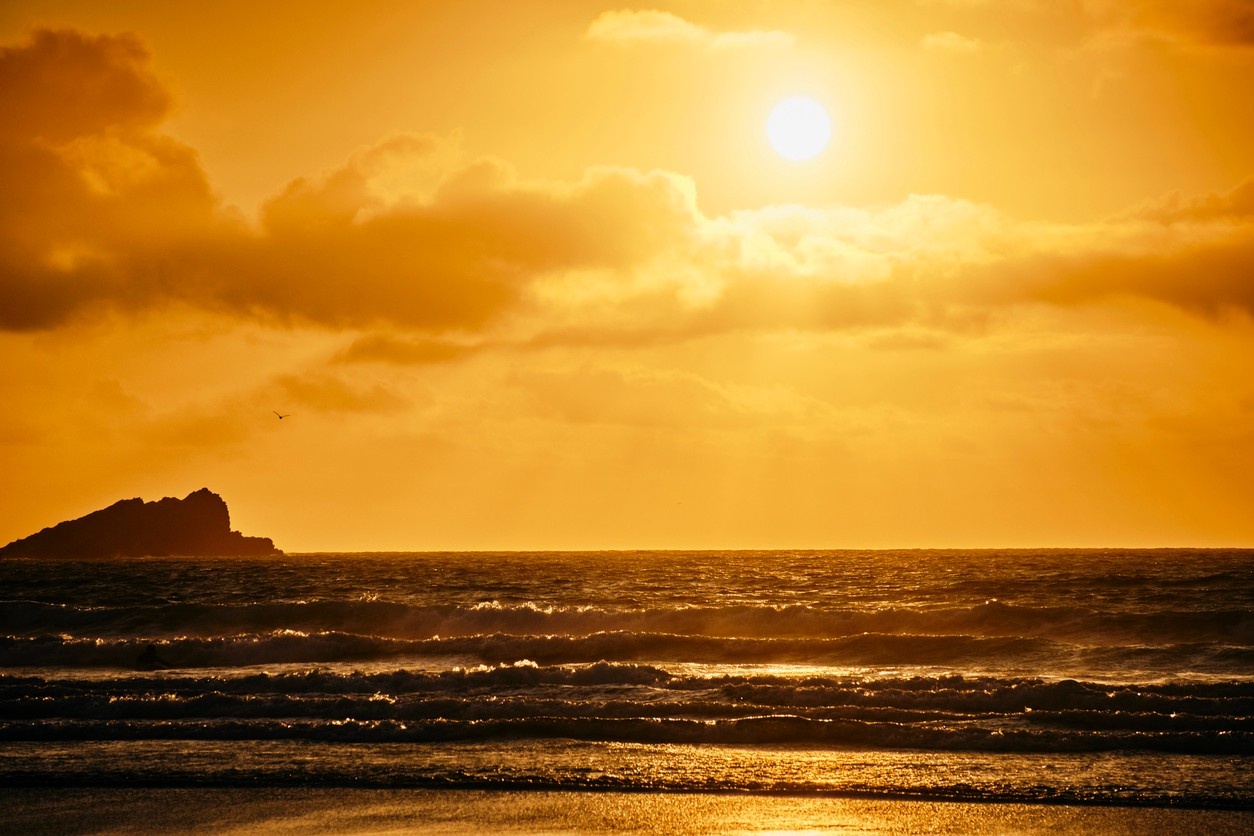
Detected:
left=5, top=788, right=1254, bottom=835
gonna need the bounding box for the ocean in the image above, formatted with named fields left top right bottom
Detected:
left=2, top=549, right=1252, bottom=818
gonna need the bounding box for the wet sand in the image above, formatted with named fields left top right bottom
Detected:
left=3, top=789, right=1252, bottom=835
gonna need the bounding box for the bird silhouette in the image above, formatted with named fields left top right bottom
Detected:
left=274, top=411, right=291, bottom=420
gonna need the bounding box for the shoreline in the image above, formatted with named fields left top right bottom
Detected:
left=1, top=778, right=1250, bottom=813
left=4, top=787, right=1253, bottom=835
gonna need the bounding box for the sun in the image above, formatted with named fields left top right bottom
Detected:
left=766, top=97, right=832, bottom=161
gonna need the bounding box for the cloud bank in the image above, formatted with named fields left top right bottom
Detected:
left=2, top=27, right=1252, bottom=345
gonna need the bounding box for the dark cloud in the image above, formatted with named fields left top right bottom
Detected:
left=0, top=29, right=217, bottom=330
left=0, top=28, right=701, bottom=333
left=1134, top=0, right=1254, bottom=47
left=0, top=29, right=170, bottom=143
left=996, top=235, right=1254, bottom=316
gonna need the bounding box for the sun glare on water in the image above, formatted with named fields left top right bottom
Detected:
left=766, top=97, right=832, bottom=161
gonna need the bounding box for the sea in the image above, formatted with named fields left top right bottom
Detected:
left=1, top=549, right=1252, bottom=813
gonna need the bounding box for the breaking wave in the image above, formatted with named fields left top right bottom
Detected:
left=1, top=664, right=1251, bottom=755
left=5, top=598, right=1251, bottom=646
left=3, top=550, right=1252, bottom=806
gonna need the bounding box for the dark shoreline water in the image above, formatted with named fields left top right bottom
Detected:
left=2, top=741, right=1251, bottom=811
left=4, top=788, right=1253, bottom=836
left=2, top=550, right=1252, bottom=810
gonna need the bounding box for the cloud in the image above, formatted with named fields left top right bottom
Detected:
left=933, top=0, right=1254, bottom=48
left=0, top=27, right=704, bottom=332
left=276, top=372, right=409, bottom=414
left=521, top=182, right=1254, bottom=345
left=921, top=31, right=985, bottom=53
left=0, top=29, right=218, bottom=330
left=916, top=0, right=1253, bottom=51
left=986, top=226, right=1254, bottom=316
left=1009, top=177, right=1254, bottom=313
left=1119, top=177, right=1254, bottom=223
left=2, top=27, right=1252, bottom=351
left=333, top=334, right=480, bottom=365
left=585, top=9, right=794, bottom=50
left=1096, top=0, right=1254, bottom=48
left=0, top=28, right=171, bottom=143
left=233, top=155, right=702, bottom=329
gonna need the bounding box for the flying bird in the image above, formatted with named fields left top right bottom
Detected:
left=274, top=411, right=291, bottom=420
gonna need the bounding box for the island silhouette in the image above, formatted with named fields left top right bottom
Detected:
left=0, top=488, right=282, bottom=558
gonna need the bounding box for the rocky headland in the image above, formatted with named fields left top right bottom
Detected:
left=0, top=488, right=282, bottom=558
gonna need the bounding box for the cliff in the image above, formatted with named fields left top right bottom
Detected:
left=0, top=488, right=283, bottom=558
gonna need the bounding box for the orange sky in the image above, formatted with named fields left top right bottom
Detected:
left=2, top=1, right=1253, bottom=551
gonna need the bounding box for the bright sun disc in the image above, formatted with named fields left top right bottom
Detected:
left=767, top=97, right=832, bottom=161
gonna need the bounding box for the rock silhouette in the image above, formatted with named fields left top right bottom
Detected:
left=0, top=488, right=282, bottom=558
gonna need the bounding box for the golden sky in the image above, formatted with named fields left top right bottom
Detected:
left=2, top=0, right=1253, bottom=550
